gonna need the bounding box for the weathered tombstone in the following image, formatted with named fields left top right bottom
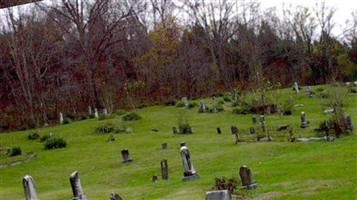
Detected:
left=249, top=127, right=255, bottom=134
left=294, top=82, right=300, bottom=93
left=205, top=190, right=231, bottom=200
left=88, top=106, right=92, bottom=116
left=161, top=159, right=169, bottom=180
left=260, top=115, right=266, bottom=133
left=180, top=142, right=199, bottom=181
left=49, top=132, right=54, bottom=138
left=110, top=192, right=123, bottom=200
left=94, top=108, right=99, bottom=118
left=60, top=112, right=64, bottom=124
left=103, top=108, right=108, bottom=116
left=300, top=112, right=309, bottom=128
left=321, top=121, right=330, bottom=142
left=23, top=175, right=39, bottom=200
left=162, top=143, right=168, bottom=149
left=324, top=109, right=334, bottom=114
left=345, top=114, right=353, bottom=133
left=305, top=86, right=313, bottom=98
left=172, top=127, right=178, bottom=134
left=121, top=149, right=133, bottom=163
left=216, top=127, right=222, bottom=134
left=288, top=128, right=295, bottom=142
left=252, top=115, right=257, bottom=124
left=231, top=126, right=239, bottom=144
left=239, top=165, right=257, bottom=189
left=152, top=175, right=158, bottom=182
left=266, top=106, right=271, bottom=115
left=69, top=171, right=88, bottom=200
left=181, top=97, right=189, bottom=106
left=200, top=101, right=207, bottom=112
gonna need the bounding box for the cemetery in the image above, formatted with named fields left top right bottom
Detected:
left=0, top=84, right=356, bottom=199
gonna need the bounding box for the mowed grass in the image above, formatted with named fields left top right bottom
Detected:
left=0, top=85, right=356, bottom=200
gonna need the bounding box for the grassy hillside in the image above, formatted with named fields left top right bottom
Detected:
left=1, top=85, right=356, bottom=199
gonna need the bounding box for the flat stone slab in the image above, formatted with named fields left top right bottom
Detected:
left=182, top=174, right=200, bottom=181
left=206, top=190, right=231, bottom=200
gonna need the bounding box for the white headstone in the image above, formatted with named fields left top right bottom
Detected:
left=94, top=108, right=99, bottom=118
left=294, top=82, right=300, bottom=93
left=103, top=108, right=108, bottom=116
left=23, top=175, right=39, bottom=200
left=60, top=112, right=64, bottom=124
left=88, top=106, right=92, bottom=116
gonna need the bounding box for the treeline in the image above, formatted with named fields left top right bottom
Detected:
left=0, top=0, right=356, bottom=131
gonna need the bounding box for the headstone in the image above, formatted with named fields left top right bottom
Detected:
left=23, top=175, right=39, bottom=200
left=345, top=82, right=351, bottom=86
left=152, top=175, right=158, bottom=182
left=239, top=165, right=257, bottom=189
left=324, top=109, right=334, bottom=114
left=69, top=171, right=88, bottom=200
left=294, top=82, right=300, bottom=93
left=305, top=86, right=313, bottom=98
left=182, top=97, right=189, bottom=106
left=205, top=190, right=231, bottom=200
left=216, top=127, right=222, bottom=134
left=260, top=115, right=266, bottom=133
left=161, top=159, right=169, bottom=180
left=252, top=116, right=257, bottom=124
left=172, top=127, right=178, bottom=134
left=88, top=106, right=92, bottom=116
left=180, top=142, right=199, bottom=181
left=103, top=108, right=108, bottom=116
left=162, top=143, right=168, bottom=149
left=121, top=149, right=133, bottom=163
left=94, top=108, right=99, bottom=118
left=345, top=114, right=353, bottom=133
left=300, top=112, right=309, bottom=128
left=60, top=112, right=64, bottom=124
left=110, top=192, right=123, bottom=200
left=231, top=126, right=239, bottom=144
left=200, top=101, right=207, bottom=112
left=354, top=81, right=357, bottom=86
left=249, top=127, right=255, bottom=134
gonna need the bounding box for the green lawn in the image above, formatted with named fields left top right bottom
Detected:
left=0, top=85, right=356, bottom=199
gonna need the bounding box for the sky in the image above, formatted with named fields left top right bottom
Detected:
left=1, top=0, right=356, bottom=37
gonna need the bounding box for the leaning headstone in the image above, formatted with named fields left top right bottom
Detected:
left=23, top=175, right=39, bottom=200
left=300, top=112, right=309, bottom=128
left=103, top=108, right=108, bottom=116
left=216, top=127, right=222, bottom=134
left=60, top=112, right=64, bottom=124
left=172, top=127, right=178, bottom=134
left=205, top=190, right=231, bottom=200
left=94, top=108, right=99, bottom=118
left=110, top=192, right=123, bottom=200
left=294, top=82, right=300, bottom=93
left=181, top=97, right=189, bottom=106
left=180, top=142, right=199, bottom=181
left=121, top=149, right=133, bottom=163
left=200, top=101, right=207, bottom=112
left=239, top=165, right=257, bottom=189
left=69, top=171, right=88, bottom=200
left=161, top=159, right=169, bottom=180
left=252, top=115, right=257, bottom=124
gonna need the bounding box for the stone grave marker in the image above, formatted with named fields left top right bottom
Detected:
left=217, top=127, right=222, bottom=134
left=182, top=97, right=189, bottom=106
left=205, top=190, right=231, bottom=200
left=94, top=108, right=99, bottom=118
left=300, top=112, right=309, bottom=128
left=23, top=175, right=39, bottom=200
left=103, top=108, right=108, bottom=116
left=294, top=82, right=300, bottom=93
left=152, top=175, right=158, bottom=182
left=162, top=143, right=168, bottom=149
left=231, top=126, right=239, bottom=144
left=200, top=101, right=207, bottom=112
left=121, top=149, right=133, bottom=163
left=239, top=165, right=257, bottom=189
left=69, top=171, right=88, bottom=200
left=60, top=112, right=64, bottom=124
left=260, top=115, right=266, bottom=133
left=88, top=106, right=92, bottom=116
left=345, top=114, right=353, bottom=133
left=180, top=142, right=199, bottom=181
left=161, top=159, right=169, bottom=180
left=305, top=86, right=313, bottom=98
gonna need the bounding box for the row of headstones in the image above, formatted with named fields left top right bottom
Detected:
left=59, top=106, right=109, bottom=124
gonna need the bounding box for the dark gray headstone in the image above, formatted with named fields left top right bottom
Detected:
left=239, top=165, right=257, bottom=189
left=260, top=115, right=266, bottom=133
left=121, top=149, right=133, bottom=163
left=23, top=175, right=39, bottom=200
left=205, top=190, right=231, bottom=200
left=161, top=159, right=169, bottom=180
left=110, top=192, right=122, bottom=200
left=217, top=127, right=222, bottom=134
left=69, top=171, right=88, bottom=200
left=152, top=175, right=158, bottom=182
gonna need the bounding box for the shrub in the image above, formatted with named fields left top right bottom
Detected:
left=114, top=109, right=127, bottom=116
left=282, top=97, right=294, bottom=115
left=164, top=100, right=176, bottom=106
left=122, top=112, right=142, bottom=121
left=27, top=132, right=40, bottom=140
left=223, top=96, right=232, bottom=102
left=98, top=113, right=107, bottom=120
left=44, top=138, right=67, bottom=150
left=316, top=87, right=325, bottom=92
left=209, top=104, right=224, bottom=113
left=175, top=101, right=185, bottom=107
left=178, top=117, right=192, bottom=134
left=231, top=101, right=238, bottom=107
left=40, top=134, right=50, bottom=142
left=62, top=117, right=70, bottom=125
left=211, top=176, right=238, bottom=194
left=218, top=100, right=225, bottom=105
left=88, top=114, right=95, bottom=119
left=187, top=102, right=198, bottom=109
left=10, top=147, right=22, bottom=157
left=95, top=123, right=115, bottom=134
left=349, top=87, right=357, bottom=93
